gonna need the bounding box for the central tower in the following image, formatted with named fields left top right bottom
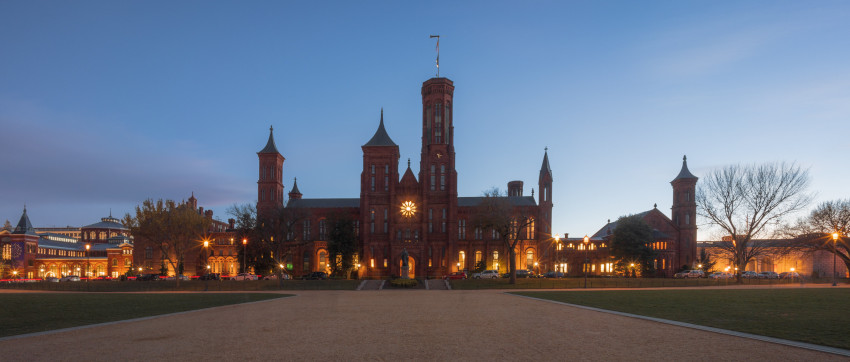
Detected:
left=419, top=77, right=457, bottom=272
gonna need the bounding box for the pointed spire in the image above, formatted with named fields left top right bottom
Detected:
left=539, top=148, right=552, bottom=178
left=288, top=178, right=302, bottom=200
left=12, top=206, right=36, bottom=235
left=672, top=154, right=697, bottom=181
left=258, top=125, right=281, bottom=154
left=364, top=109, right=397, bottom=146
left=407, top=158, right=411, bottom=169
left=291, top=178, right=301, bottom=194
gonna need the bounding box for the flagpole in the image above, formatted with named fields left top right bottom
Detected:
left=430, top=35, right=440, bottom=77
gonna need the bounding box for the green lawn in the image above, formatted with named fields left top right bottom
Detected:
left=450, top=277, right=815, bottom=289
left=0, top=279, right=360, bottom=292
left=512, top=289, right=850, bottom=350
left=0, top=293, right=291, bottom=338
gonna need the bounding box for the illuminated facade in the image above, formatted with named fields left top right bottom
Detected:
left=257, top=76, right=553, bottom=278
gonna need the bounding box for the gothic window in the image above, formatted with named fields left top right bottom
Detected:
left=318, top=219, right=326, bottom=240
left=544, top=186, right=548, bottom=202
left=685, top=213, right=690, bottom=225
left=686, top=192, right=690, bottom=201
left=371, top=164, right=375, bottom=174
left=405, top=228, right=411, bottom=239
left=474, top=227, right=482, bottom=240
left=414, top=230, right=419, bottom=240
left=303, top=219, right=311, bottom=240
left=458, top=251, right=465, bottom=267
left=370, top=209, right=375, bottom=233
left=458, top=219, right=466, bottom=240
left=383, top=209, right=388, bottom=233
left=475, top=250, right=482, bottom=264
left=430, top=165, right=436, bottom=191
left=303, top=251, right=310, bottom=272
left=145, top=247, right=153, bottom=259
left=428, top=209, right=433, bottom=233
left=527, top=218, right=535, bottom=239
left=441, top=208, right=446, bottom=233
left=396, top=230, right=402, bottom=240
left=371, top=176, right=375, bottom=191
left=435, top=103, right=442, bottom=143
left=440, top=164, right=445, bottom=190
left=526, top=250, right=534, bottom=270
left=384, top=164, right=389, bottom=191
left=112, top=259, right=118, bottom=266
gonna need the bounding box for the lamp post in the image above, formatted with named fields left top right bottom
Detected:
left=583, top=235, right=589, bottom=289
left=203, top=240, right=210, bottom=276
left=554, top=234, right=561, bottom=277
left=85, top=244, right=91, bottom=282
left=242, top=238, right=248, bottom=274
left=630, top=263, right=635, bottom=278
left=832, top=232, right=839, bottom=287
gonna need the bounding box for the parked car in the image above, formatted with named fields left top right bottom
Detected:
left=541, top=271, right=565, bottom=278
left=263, top=273, right=291, bottom=280
left=673, top=271, right=689, bottom=278
left=516, top=269, right=534, bottom=278
left=759, top=271, right=780, bottom=279
left=474, top=270, right=500, bottom=279
left=165, top=274, right=190, bottom=281
left=233, top=273, right=258, bottom=281
left=443, top=271, right=467, bottom=280
left=198, top=273, right=221, bottom=281
left=687, top=270, right=705, bottom=278
left=44, top=276, right=60, bottom=282
left=779, top=271, right=801, bottom=279
left=708, top=272, right=732, bottom=279
left=136, top=274, right=160, bottom=281
left=741, top=271, right=761, bottom=279
left=302, top=272, right=328, bottom=280
left=94, top=276, right=112, bottom=281
left=59, top=275, right=81, bottom=282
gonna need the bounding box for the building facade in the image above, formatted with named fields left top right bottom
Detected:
left=257, top=76, right=554, bottom=278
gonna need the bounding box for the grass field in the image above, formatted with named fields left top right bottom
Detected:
left=0, top=293, right=291, bottom=338
left=0, top=279, right=360, bottom=292
left=512, top=288, right=850, bottom=350
left=450, top=277, right=834, bottom=289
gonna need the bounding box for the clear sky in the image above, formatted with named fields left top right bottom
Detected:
left=2, top=1, right=849, bottom=240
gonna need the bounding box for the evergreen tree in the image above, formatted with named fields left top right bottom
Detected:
left=610, top=215, right=656, bottom=276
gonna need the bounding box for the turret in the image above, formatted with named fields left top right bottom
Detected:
left=671, top=155, right=698, bottom=268
left=257, top=126, right=285, bottom=218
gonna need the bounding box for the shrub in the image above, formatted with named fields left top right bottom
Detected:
left=389, top=279, right=418, bottom=288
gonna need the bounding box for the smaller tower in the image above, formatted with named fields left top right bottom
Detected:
left=671, top=155, right=698, bottom=268
left=288, top=178, right=303, bottom=200
left=538, top=149, right=553, bottom=236
left=257, top=126, right=285, bottom=218
left=188, top=192, right=198, bottom=210
left=507, top=181, right=523, bottom=197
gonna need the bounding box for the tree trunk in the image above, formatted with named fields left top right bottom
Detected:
left=509, top=249, right=517, bottom=284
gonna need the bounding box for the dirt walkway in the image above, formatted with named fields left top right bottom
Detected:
left=1, top=289, right=842, bottom=361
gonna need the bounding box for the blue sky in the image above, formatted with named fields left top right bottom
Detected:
left=2, top=1, right=849, bottom=240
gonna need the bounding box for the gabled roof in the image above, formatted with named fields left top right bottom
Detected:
left=591, top=209, right=675, bottom=240
left=672, top=155, right=697, bottom=181
left=457, top=196, right=538, bottom=207
left=363, top=109, right=397, bottom=147
left=258, top=126, right=280, bottom=154
left=286, top=198, right=360, bottom=209
left=13, top=207, right=37, bottom=235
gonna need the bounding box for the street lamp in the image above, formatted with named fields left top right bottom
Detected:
left=202, top=239, right=210, bottom=276
left=583, top=235, right=590, bottom=289
left=630, top=263, right=635, bottom=278
left=832, top=232, right=839, bottom=287
left=85, top=244, right=91, bottom=282
left=554, top=234, right=561, bottom=276
left=242, top=238, right=248, bottom=274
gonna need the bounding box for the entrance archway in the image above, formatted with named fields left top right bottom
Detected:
left=399, top=256, right=415, bottom=279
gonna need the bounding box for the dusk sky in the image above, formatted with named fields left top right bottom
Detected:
left=2, top=1, right=849, bottom=241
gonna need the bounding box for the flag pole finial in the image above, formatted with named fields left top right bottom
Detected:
left=429, top=35, right=440, bottom=77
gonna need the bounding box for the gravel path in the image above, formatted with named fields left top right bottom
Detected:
left=1, top=289, right=843, bottom=361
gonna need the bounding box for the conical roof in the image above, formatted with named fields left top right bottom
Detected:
left=539, top=148, right=552, bottom=178
left=258, top=126, right=280, bottom=154
left=364, top=109, right=397, bottom=147
left=13, top=207, right=36, bottom=235
left=290, top=178, right=301, bottom=195
left=672, top=155, right=698, bottom=181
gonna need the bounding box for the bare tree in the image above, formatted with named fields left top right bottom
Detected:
left=124, top=199, right=210, bottom=287
left=229, top=203, right=307, bottom=285
left=472, top=188, right=534, bottom=284
left=787, top=199, right=850, bottom=276
left=696, top=162, right=811, bottom=282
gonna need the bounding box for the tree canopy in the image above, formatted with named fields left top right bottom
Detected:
left=472, top=188, right=534, bottom=284
left=610, top=215, right=656, bottom=276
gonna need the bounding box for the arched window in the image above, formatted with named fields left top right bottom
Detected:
left=526, top=250, right=534, bottom=270
left=303, top=251, right=311, bottom=272
left=458, top=251, right=465, bottom=267
left=112, top=259, right=118, bottom=266
left=319, top=250, right=327, bottom=270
